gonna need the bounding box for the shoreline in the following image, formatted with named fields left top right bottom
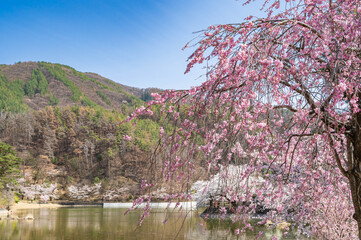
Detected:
left=11, top=201, right=103, bottom=211
left=10, top=201, right=198, bottom=213
left=11, top=201, right=68, bottom=211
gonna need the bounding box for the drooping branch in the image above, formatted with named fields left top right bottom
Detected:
left=327, top=131, right=349, bottom=178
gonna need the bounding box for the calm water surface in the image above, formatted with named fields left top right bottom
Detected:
left=0, top=207, right=303, bottom=240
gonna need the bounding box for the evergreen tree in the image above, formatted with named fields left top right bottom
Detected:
left=24, top=70, right=38, bottom=97
left=0, top=73, right=27, bottom=112
left=0, top=142, right=21, bottom=189
left=36, top=68, right=48, bottom=96
left=25, top=68, right=49, bottom=97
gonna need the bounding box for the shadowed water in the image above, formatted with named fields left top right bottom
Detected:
left=0, top=207, right=305, bottom=240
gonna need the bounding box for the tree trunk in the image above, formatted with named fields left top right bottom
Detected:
left=348, top=112, right=361, bottom=239
left=349, top=171, right=361, bottom=239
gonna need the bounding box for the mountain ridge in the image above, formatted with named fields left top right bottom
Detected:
left=0, top=61, right=161, bottom=112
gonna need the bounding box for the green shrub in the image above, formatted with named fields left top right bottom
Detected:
left=48, top=94, right=59, bottom=106
left=70, top=158, right=78, bottom=170
left=51, top=157, right=58, bottom=165
left=14, top=192, right=21, bottom=203
left=96, top=153, right=102, bottom=161
left=71, top=105, right=80, bottom=116
left=80, top=97, right=97, bottom=107
left=94, top=177, right=100, bottom=184
left=67, top=176, right=73, bottom=184
left=128, top=194, right=133, bottom=201
left=96, top=90, right=111, bottom=105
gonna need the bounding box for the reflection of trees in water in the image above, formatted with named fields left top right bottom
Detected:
left=202, top=218, right=305, bottom=240
left=0, top=208, right=303, bottom=239
left=0, top=208, right=199, bottom=239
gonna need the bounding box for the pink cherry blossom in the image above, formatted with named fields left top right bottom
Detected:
left=123, top=135, right=132, bottom=141
left=130, top=1, right=361, bottom=239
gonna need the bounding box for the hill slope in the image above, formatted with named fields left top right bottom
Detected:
left=0, top=61, right=158, bottom=112
left=0, top=61, right=170, bottom=203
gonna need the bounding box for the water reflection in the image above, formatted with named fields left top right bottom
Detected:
left=0, top=208, right=304, bottom=240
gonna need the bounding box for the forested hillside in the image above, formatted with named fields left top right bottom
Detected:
left=0, top=61, right=166, bottom=202
left=0, top=61, right=160, bottom=112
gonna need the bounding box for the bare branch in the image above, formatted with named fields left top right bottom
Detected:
left=273, top=105, right=298, bottom=112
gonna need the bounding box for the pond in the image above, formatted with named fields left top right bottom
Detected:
left=0, top=207, right=304, bottom=240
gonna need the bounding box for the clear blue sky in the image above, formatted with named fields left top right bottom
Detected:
left=0, top=0, right=263, bottom=89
